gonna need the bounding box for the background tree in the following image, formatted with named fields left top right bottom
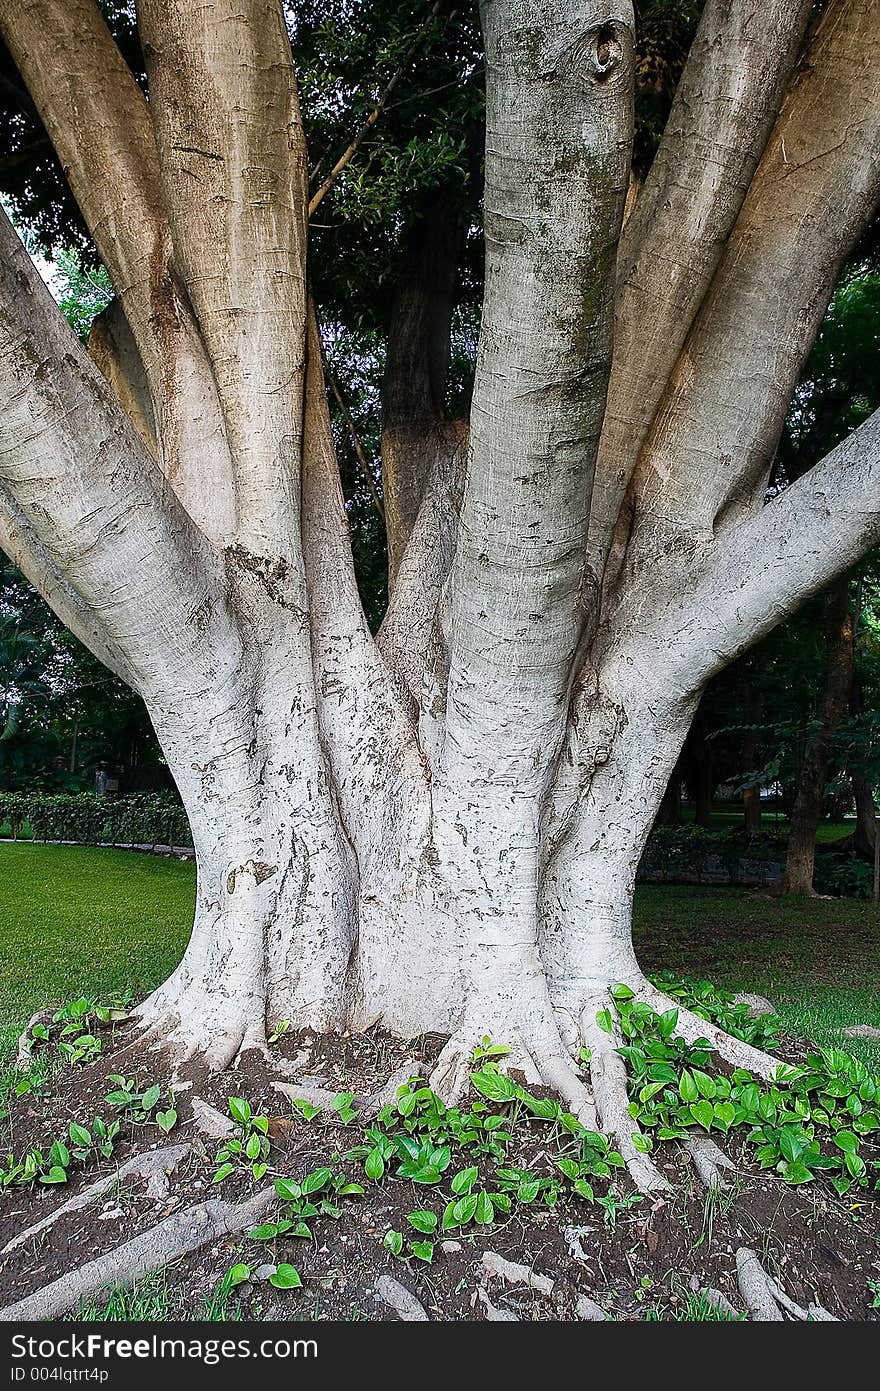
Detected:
left=0, top=552, right=160, bottom=789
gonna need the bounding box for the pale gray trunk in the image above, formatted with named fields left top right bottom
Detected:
left=1, top=0, right=880, bottom=1123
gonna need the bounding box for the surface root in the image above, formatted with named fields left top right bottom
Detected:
left=735, top=1247, right=838, bottom=1322
left=0, top=1187, right=274, bottom=1322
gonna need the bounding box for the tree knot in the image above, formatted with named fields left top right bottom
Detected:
left=564, top=21, right=630, bottom=87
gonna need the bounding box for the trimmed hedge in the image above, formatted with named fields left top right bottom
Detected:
left=639, top=824, right=786, bottom=885
left=0, top=795, right=868, bottom=897
left=813, top=851, right=874, bottom=900
left=0, top=792, right=192, bottom=849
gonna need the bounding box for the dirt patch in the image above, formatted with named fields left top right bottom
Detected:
left=1, top=1027, right=879, bottom=1322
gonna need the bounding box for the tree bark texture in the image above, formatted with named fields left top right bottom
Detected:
left=0, top=0, right=879, bottom=1129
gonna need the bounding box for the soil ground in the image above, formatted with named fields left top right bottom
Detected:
left=1, top=1022, right=878, bottom=1323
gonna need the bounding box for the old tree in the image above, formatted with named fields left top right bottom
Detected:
left=1, top=0, right=879, bottom=1193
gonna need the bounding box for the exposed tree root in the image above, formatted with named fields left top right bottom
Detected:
left=684, top=1135, right=736, bottom=1192
left=190, top=1096, right=235, bottom=1139
left=481, top=1249, right=555, bottom=1296
left=429, top=1028, right=598, bottom=1130
left=735, top=1247, right=785, bottom=1321
left=15, top=1012, right=46, bottom=1070
left=768, top=1279, right=838, bottom=1322
left=375, top=1273, right=429, bottom=1321
left=636, top=982, right=780, bottom=1079
left=731, top=992, right=776, bottom=1018
left=1, top=1145, right=192, bottom=1256
left=370, top=1059, right=421, bottom=1112
left=689, top=1275, right=740, bottom=1319
left=133, top=974, right=275, bottom=1073
left=734, top=1247, right=838, bottom=1322
left=534, top=1050, right=598, bottom=1130
left=0, top=1187, right=274, bottom=1322
left=575, top=1293, right=607, bottom=1321
left=581, top=999, right=670, bottom=1193
left=556, top=977, right=783, bottom=1189
left=273, top=1066, right=425, bottom=1120
left=480, top=1251, right=605, bottom=1319
left=474, top=1286, right=520, bottom=1320
left=135, top=1007, right=249, bottom=1073
left=272, top=1079, right=370, bottom=1113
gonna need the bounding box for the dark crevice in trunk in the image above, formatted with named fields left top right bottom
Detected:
left=381, top=188, right=467, bottom=586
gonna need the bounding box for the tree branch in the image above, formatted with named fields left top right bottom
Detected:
left=0, top=487, right=133, bottom=685
left=625, top=0, right=880, bottom=567
left=588, top=0, right=812, bottom=586
left=443, top=1, right=633, bottom=786
left=137, top=0, right=310, bottom=555
left=301, top=307, right=425, bottom=855
left=0, top=0, right=236, bottom=540
left=308, top=0, right=442, bottom=218
left=0, top=207, right=230, bottom=704
left=377, top=435, right=465, bottom=709
left=674, top=410, right=880, bottom=690
left=0, top=0, right=162, bottom=341
left=324, top=362, right=385, bottom=522
left=88, top=301, right=158, bottom=460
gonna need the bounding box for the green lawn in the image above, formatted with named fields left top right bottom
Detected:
left=1, top=844, right=877, bottom=1068
left=635, top=885, right=880, bottom=1066
left=0, top=843, right=195, bottom=1058
left=678, top=806, right=852, bottom=842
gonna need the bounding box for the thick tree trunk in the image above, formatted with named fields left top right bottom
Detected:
left=743, top=784, right=762, bottom=838
left=2, top=0, right=880, bottom=1188
left=852, top=773, right=877, bottom=858
left=776, top=582, right=855, bottom=894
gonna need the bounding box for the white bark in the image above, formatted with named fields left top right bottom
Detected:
left=0, top=207, right=224, bottom=698
left=430, top=0, right=634, bottom=1047
left=137, top=0, right=309, bottom=554
left=626, top=0, right=880, bottom=562
left=0, top=0, right=879, bottom=1129
left=0, top=1188, right=274, bottom=1323
left=0, top=0, right=237, bottom=539
left=590, top=0, right=813, bottom=590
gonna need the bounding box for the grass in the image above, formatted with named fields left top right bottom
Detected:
left=678, top=805, right=852, bottom=842
left=635, top=884, right=880, bottom=1067
left=0, top=842, right=195, bottom=1059
left=71, top=1269, right=242, bottom=1321
left=644, top=1292, right=744, bottom=1321
left=73, top=1272, right=173, bottom=1321
left=0, top=843, right=877, bottom=1070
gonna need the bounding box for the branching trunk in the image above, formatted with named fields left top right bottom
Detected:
left=0, top=0, right=879, bottom=1161
left=776, top=582, right=855, bottom=895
